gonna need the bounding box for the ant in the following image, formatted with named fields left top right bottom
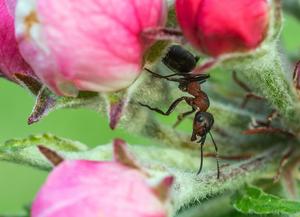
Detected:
left=139, top=45, right=220, bottom=178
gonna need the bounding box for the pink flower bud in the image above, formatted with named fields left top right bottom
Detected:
left=32, top=139, right=173, bottom=217
left=15, top=0, right=167, bottom=96
left=32, top=161, right=171, bottom=217
left=175, top=0, right=269, bottom=57
left=0, top=0, right=33, bottom=80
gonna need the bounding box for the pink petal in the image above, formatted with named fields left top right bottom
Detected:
left=176, top=0, right=269, bottom=57
left=32, top=160, right=168, bottom=217
left=15, top=0, right=167, bottom=95
left=0, top=0, right=33, bottom=80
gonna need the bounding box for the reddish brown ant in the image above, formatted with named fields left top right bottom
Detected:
left=139, top=45, right=220, bottom=178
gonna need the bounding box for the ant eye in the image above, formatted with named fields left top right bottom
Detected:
left=162, top=45, right=198, bottom=73
left=198, top=116, right=205, bottom=122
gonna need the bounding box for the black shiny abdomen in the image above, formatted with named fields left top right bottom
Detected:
left=162, top=45, right=198, bottom=73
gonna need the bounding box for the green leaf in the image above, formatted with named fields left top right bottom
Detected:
left=233, top=185, right=300, bottom=215
left=0, top=134, right=88, bottom=170
left=28, top=87, right=100, bottom=124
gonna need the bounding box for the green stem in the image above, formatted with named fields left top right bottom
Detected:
left=232, top=47, right=300, bottom=133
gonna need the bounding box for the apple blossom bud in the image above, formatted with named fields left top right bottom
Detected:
left=175, top=0, right=269, bottom=57
left=0, top=0, right=33, bottom=81
left=15, top=0, right=167, bottom=96
left=33, top=139, right=173, bottom=217
left=32, top=160, right=172, bottom=217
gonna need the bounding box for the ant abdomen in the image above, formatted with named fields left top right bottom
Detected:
left=162, top=45, right=198, bottom=73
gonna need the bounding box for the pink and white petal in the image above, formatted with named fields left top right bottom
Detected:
left=32, top=160, right=168, bottom=217
left=15, top=0, right=167, bottom=94
left=0, top=0, right=33, bottom=80
left=15, top=0, right=77, bottom=96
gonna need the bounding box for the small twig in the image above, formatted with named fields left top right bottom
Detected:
left=241, top=93, right=264, bottom=108
left=282, top=156, right=300, bottom=199
left=243, top=127, right=295, bottom=138
left=204, top=152, right=253, bottom=161
left=255, top=110, right=279, bottom=127
left=273, top=146, right=294, bottom=183
left=293, top=60, right=300, bottom=90
left=232, top=71, right=264, bottom=108
left=233, top=70, right=251, bottom=92
left=38, top=145, right=64, bottom=166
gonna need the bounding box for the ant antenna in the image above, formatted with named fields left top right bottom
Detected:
left=209, top=132, right=220, bottom=179
left=197, top=139, right=205, bottom=175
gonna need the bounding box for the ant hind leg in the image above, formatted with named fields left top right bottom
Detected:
left=139, top=96, right=188, bottom=116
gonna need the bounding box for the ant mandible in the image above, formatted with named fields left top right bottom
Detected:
left=139, top=45, right=220, bottom=178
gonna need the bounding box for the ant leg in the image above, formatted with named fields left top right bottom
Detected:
left=232, top=71, right=264, bottom=108
left=183, top=74, right=210, bottom=83
left=144, top=68, right=182, bottom=82
left=141, top=27, right=184, bottom=43
left=139, top=96, right=188, bottom=116
left=209, top=132, right=220, bottom=179
left=293, top=60, right=300, bottom=90
left=145, top=68, right=210, bottom=84
left=197, top=135, right=206, bottom=175
left=173, top=107, right=196, bottom=128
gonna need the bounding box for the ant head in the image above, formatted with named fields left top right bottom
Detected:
left=162, top=45, right=198, bottom=73
left=193, top=112, right=214, bottom=137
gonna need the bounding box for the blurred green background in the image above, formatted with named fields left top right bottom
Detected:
left=0, top=14, right=300, bottom=214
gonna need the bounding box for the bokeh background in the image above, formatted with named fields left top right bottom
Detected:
left=0, top=13, right=300, bottom=214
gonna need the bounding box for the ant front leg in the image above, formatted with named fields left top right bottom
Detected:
left=197, top=135, right=206, bottom=175
left=139, top=96, right=189, bottom=116
left=144, top=68, right=183, bottom=82
left=173, top=107, right=196, bottom=128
